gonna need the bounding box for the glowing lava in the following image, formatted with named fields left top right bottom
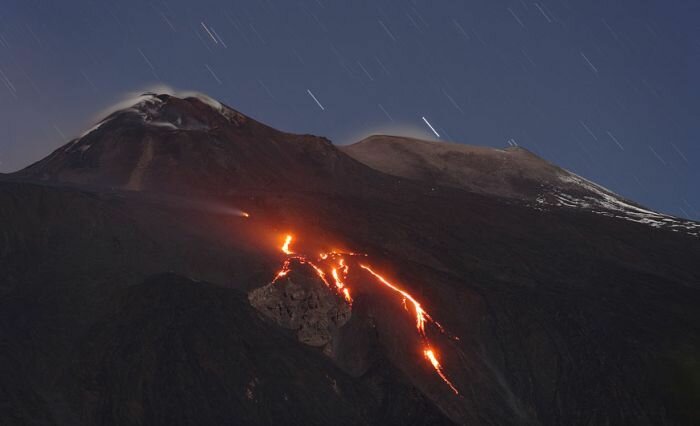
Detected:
left=281, top=234, right=295, bottom=255
left=360, top=264, right=429, bottom=336
left=424, top=348, right=459, bottom=394
left=270, top=234, right=459, bottom=394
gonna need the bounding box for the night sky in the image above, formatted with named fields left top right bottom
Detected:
left=1, top=0, right=698, bottom=219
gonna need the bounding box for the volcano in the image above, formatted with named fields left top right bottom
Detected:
left=1, top=92, right=699, bottom=426
left=343, top=135, right=700, bottom=236
left=16, top=93, right=381, bottom=195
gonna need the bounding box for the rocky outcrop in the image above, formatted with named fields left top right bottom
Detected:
left=248, top=261, right=351, bottom=348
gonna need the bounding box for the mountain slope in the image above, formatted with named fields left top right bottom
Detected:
left=344, top=135, right=563, bottom=200
left=16, top=93, right=381, bottom=195
left=1, top=92, right=699, bottom=425
left=343, top=135, right=699, bottom=236
left=61, top=273, right=451, bottom=426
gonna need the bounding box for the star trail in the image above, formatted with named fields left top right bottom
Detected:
left=0, top=0, right=698, bottom=219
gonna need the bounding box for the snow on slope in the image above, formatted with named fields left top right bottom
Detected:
left=550, top=171, right=700, bottom=237
left=344, top=135, right=699, bottom=237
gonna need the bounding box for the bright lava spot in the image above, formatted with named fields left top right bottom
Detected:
left=282, top=234, right=295, bottom=255
left=270, top=233, right=459, bottom=394
left=424, top=348, right=459, bottom=395
left=359, top=264, right=428, bottom=336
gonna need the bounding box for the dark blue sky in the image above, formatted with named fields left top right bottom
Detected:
left=1, top=0, right=698, bottom=219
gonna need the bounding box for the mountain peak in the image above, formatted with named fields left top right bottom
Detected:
left=14, top=91, right=375, bottom=194
left=80, top=92, right=251, bottom=138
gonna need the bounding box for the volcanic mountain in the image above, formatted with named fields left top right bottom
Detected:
left=1, top=92, right=699, bottom=426
left=17, top=93, right=380, bottom=195
left=343, top=135, right=700, bottom=235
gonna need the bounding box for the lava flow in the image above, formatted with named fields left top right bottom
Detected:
left=271, top=234, right=459, bottom=394
left=281, top=234, right=295, bottom=255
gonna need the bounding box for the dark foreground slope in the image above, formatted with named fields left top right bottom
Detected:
left=1, top=93, right=699, bottom=425
left=0, top=182, right=450, bottom=426
left=65, top=274, right=449, bottom=426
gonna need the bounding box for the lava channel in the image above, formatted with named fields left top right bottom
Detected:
left=270, top=234, right=460, bottom=394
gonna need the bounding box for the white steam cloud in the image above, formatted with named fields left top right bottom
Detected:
left=90, top=84, right=224, bottom=126
left=336, top=122, right=440, bottom=146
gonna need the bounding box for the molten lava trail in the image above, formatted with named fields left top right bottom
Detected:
left=271, top=234, right=459, bottom=394
left=282, top=235, right=294, bottom=255
left=424, top=348, right=459, bottom=395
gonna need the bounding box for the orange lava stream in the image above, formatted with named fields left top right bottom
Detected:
left=282, top=234, right=295, bottom=255
left=424, top=349, right=460, bottom=395
left=271, top=234, right=459, bottom=394
left=331, top=267, right=353, bottom=303
left=359, top=264, right=429, bottom=336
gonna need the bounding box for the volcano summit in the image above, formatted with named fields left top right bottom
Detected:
left=17, top=92, right=378, bottom=195
left=1, top=92, right=699, bottom=426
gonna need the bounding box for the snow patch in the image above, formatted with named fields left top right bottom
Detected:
left=537, top=169, right=700, bottom=237
left=95, top=85, right=224, bottom=118
left=93, top=88, right=169, bottom=122
left=148, top=121, right=178, bottom=130
left=558, top=171, right=617, bottom=196
left=80, top=117, right=113, bottom=138
left=77, top=86, right=231, bottom=138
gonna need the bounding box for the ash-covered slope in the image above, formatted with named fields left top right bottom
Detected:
left=17, top=93, right=379, bottom=195
left=344, top=135, right=699, bottom=235
left=344, top=135, right=563, bottom=200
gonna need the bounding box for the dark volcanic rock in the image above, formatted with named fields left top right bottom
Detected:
left=248, top=262, right=351, bottom=347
